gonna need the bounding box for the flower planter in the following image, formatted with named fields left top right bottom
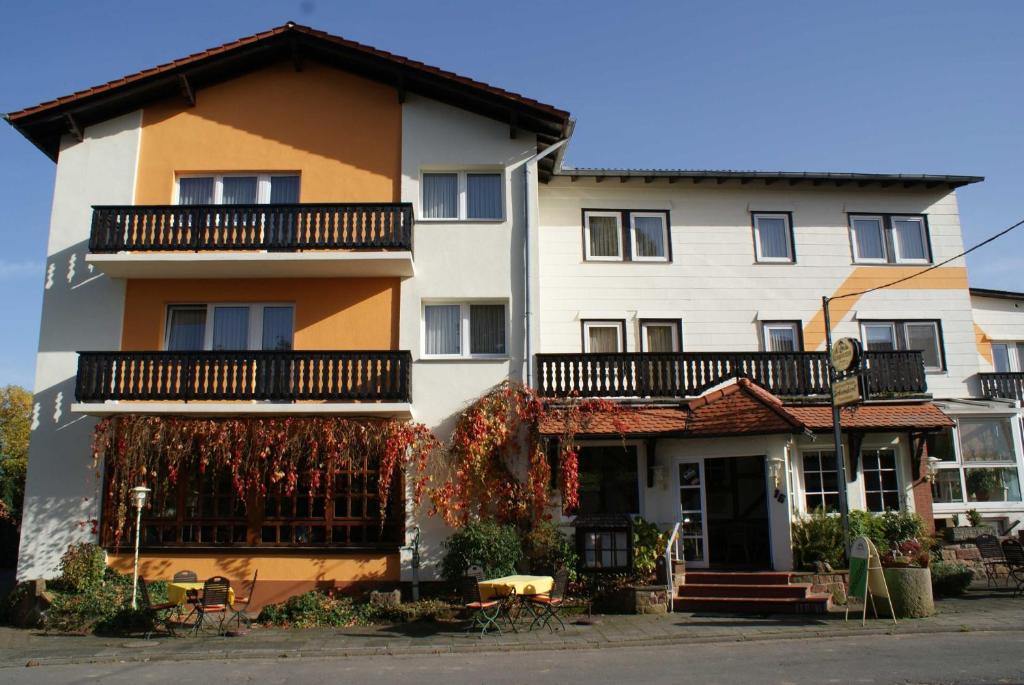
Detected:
left=943, top=525, right=997, bottom=543
left=878, top=567, right=934, bottom=618
left=594, top=584, right=669, bottom=615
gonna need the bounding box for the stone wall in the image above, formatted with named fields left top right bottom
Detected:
left=938, top=543, right=1004, bottom=581
left=790, top=571, right=849, bottom=605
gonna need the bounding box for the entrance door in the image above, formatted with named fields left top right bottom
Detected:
left=704, top=455, right=771, bottom=568
left=677, top=461, right=708, bottom=569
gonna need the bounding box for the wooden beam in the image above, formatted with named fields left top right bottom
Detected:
left=509, top=112, right=518, bottom=139
left=668, top=177, right=679, bottom=184
left=395, top=74, right=406, bottom=104
left=847, top=431, right=865, bottom=483
left=646, top=439, right=658, bottom=488
left=716, top=177, right=727, bottom=185
left=788, top=179, right=801, bottom=186
left=644, top=176, right=655, bottom=184
left=764, top=178, right=779, bottom=186
left=290, top=38, right=304, bottom=72
left=570, top=175, right=579, bottom=183
left=595, top=176, right=606, bottom=183
left=692, top=177, right=704, bottom=184
left=178, top=74, right=195, bottom=107
left=741, top=178, right=752, bottom=185
left=619, top=176, right=629, bottom=183
left=64, top=113, right=83, bottom=142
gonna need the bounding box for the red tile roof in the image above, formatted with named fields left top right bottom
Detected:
left=685, top=380, right=805, bottom=436
left=787, top=403, right=954, bottom=431
left=538, top=407, right=686, bottom=437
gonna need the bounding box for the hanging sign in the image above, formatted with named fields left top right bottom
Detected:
left=830, top=337, right=862, bottom=373
left=832, top=375, right=862, bottom=407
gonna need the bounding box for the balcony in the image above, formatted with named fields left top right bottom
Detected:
left=979, top=372, right=1024, bottom=401
left=535, top=350, right=928, bottom=400
left=72, top=350, right=412, bottom=416
left=86, top=203, right=414, bottom=278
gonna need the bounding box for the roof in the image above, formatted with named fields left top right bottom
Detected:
left=556, top=167, right=983, bottom=190
left=4, top=22, right=571, bottom=177
left=969, top=287, right=1024, bottom=302
left=539, top=379, right=953, bottom=437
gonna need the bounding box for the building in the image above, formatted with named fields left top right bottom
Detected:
left=6, top=23, right=1020, bottom=601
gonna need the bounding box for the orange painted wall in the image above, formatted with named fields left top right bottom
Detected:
left=135, top=61, right=401, bottom=204
left=121, top=278, right=400, bottom=351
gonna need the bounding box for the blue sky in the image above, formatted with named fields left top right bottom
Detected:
left=1, top=1, right=1022, bottom=389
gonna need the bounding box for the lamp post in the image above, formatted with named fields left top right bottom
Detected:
left=822, top=296, right=851, bottom=547
left=129, top=485, right=150, bottom=609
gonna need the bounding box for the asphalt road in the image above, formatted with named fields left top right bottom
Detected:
left=6, top=631, right=1024, bottom=685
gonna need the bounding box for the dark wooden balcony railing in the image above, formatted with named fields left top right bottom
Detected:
left=535, top=350, right=927, bottom=399
left=75, top=350, right=412, bottom=403
left=89, top=203, right=414, bottom=253
left=979, top=372, right=1024, bottom=401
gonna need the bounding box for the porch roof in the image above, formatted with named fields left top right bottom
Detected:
left=786, top=403, right=954, bottom=432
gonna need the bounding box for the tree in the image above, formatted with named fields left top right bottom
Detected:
left=0, top=385, right=32, bottom=525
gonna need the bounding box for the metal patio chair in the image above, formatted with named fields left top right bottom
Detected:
left=136, top=576, right=179, bottom=638
left=460, top=573, right=502, bottom=637
left=192, top=576, right=231, bottom=636
left=228, top=570, right=259, bottom=629
left=1001, top=539, right=1024, bottom=597
left=976, top=534, right=1011, bottom=587
left=527, top=567, right=569, bottom=632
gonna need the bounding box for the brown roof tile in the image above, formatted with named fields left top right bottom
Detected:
left=787, top=403, right=954, bottom=431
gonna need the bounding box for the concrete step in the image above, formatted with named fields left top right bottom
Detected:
left=673, top=594, right=831, bottom=615
left=684, top=571, right=794, bottom=586
left=678, top=583, right=812, bottom=599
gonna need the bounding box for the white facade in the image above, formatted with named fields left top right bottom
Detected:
left=17, top=112, right=140, bottom=579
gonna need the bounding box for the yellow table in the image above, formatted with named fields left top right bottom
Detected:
left=167, top=581, right=235, bottom=606
left=478, top=574, right=553, bottom=600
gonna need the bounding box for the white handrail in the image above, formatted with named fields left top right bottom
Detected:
left=664, top=520, right=684, bottom=613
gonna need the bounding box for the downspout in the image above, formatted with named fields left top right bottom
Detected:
left=523, top=137, right=569, bottom=388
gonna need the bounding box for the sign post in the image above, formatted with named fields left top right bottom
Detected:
left=822, top=296, right=855, bottom=547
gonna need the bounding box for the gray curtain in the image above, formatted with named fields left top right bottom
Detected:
left=212, top=306, right=250, bottom=350
left=424, top=305, right=461, bottom=355
left=178, top=177, right=214, bottom=205
left=633, top=216, right=666, bottom=258
left=222, top=177, right=258, bottom=205
left=756, top=217, right=789, bottom=259
left=644, top=325, right=675, bottom=352
left=261, top=306, right=294, bottom=350
left=765, top=326, right=797, bottom=352
left=466, top=174, right=502, bottom=219
left=587, top=326, right=621, bottom=352
left=852, top=218, right=885, bottom=260
left=863, top=324, right=896, bottom=351
left=166, top=307, right=206, bottom=350
left=470, top=304, right=505, bottom=354
left=904, top=322, right=940, bottom=368
left=588, top=216, right=620, bottom=257
left=270, top=176, right=301, bottom=204
left=423, top=174, right=458, bottom=218
left=892, top=219, right=926, bottom=260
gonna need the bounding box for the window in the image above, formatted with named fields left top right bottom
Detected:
left=583, top=320, right=625, bottom=353
left=583, top=210, right=672, bottom=262
left=991, top=342, right=1024, bottom=372
left=862, top=448, right=900, bottom=512
left=848, top=214, right=931, bottom=265
left=422, top=302, right=507, bottom=358
left=421, top=171, right=503, bottom=220
left=860, top=320, right=945, bottom=372
left=165, top=304, right=294, bottom=351
left=761, top=321, right=802, bottom=352
left=802, top=450, right=840, bottom=512
left=640, top=320, right=682, bottom=352
left=578, top=528, right=631, bottom=571
left=584, top=211, right=623, bottom=261
left=752, top=212, right=794, bottom=262
left=630, top=213, right=669, bottom=261
left=176, top=174, right=300, bottom=205
left=931, top=418, right=1024, bottom=505
left=576, top=446, right=640, bottom=516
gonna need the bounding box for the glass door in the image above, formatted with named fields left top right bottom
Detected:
left=678, top=461, right=708, bottom=568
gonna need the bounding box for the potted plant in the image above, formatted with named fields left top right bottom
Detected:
left=879, top=538, right=934, bottom=618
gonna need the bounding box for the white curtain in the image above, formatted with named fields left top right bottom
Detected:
left=269, top=176, right=301, bottom=204
left=853, top=218, right=885, bottom=259
left=178, top=177, right=214, bottom=205
left=166, top=307, right=206, bottom=350
left=633, top=216, right=665, bottom=257
left=892, top=219, right=926, bottom=260
left=466, top=174, right=502, bottom=219
left=222, top=177, right=258, bottom=205
left=470, top=304, right=505, bottom=354
left=765, top=325, right=797, bottom=352
left=756, top=217, right=789, bottom=259
left=212, top=306, right=250, bottom=350
left=424, top=305, right=461, bottom=355
left=261, top=306, right=294, bottom=350
left=423, top=174, right=458, bottom=218
left=644, top=325, right=675, bottom=352
left=588, top=216, right=620, bottom=257
left=587, top=326, right=621, bottom=352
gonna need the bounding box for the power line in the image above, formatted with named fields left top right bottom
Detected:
left=829, top=216, right=1024, bottom=302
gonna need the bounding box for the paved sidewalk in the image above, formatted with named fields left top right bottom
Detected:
left=2, top=588, right=1021, bottom=669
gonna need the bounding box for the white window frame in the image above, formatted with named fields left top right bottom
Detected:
left=861, top=322, right=899, bottom=351
left=752, top=212, right=794, bottom=263
left=860, top=320, right=945, bottom=372
left=583, top=211, right=624, bottom=262
left=640, top=321, right=681, bottom=352
left=174, top=173, right=300, bottom=205
left=761, top=321, right=801, bottom=352
left=860, top=446, right=902, bottom=513
left=583, top=320, right=625, bottom=353
left=421, top=301, right=508, bottom=360
left=163, top=303, right=295, bottom=351
left=890, top=215, right=930, bottom=264
left=849, top=215, right=888, bottom=264
left=932, top=416, right=1024, bottom=508
left=991, top=342, right=1024, bottom=372
left=629, top=212, right=670, bottom=262
left=419, top=171, right=505, bottom=222
left=799, top=449, right=841, bottom=514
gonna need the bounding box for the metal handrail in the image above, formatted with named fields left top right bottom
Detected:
left=664, top=520, right=684, bottom=613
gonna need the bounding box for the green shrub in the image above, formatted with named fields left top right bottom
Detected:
left=848, top=509, right=886, bottom=553
left=56, top=542, right=106, bottom=593
left=523, top=521, right=578, bottom=582
left=931, top=562, right=974, bottom=597
left=632, top=517, right=668, bottom=579
left=440, top=519, right=523, bottom=582
left=791, top=508, right=845, bottom=570
left=44, top=568, right=168, bottom=634
left=967, top=509, right=983, bottom=527
left=362, top=598, right=457, bottom=624
left=257, top=591, right=365, bottom=628
left=848, top=509, right=927, bottom=554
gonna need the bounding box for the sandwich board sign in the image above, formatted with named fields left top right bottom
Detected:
left=846, top=536, right=896, bottom=626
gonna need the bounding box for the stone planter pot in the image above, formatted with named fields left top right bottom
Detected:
left=594, top=584, right=668, bottom=614
left=878, top=567, right=934, bottom=618
left=943, top=525, right=997, bottom=543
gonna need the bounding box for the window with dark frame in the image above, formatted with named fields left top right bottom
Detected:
left=582, top=320, right=626, bottom=353
left=751, top=212, right=795, bottom=263
left=582, top=210, right=671, bottom=262
left=848, top=214, right=931, bottom=265
left=639, top=319, right=682, bottom=352
left=862, top=447, right=900, bottom=512
left=760, top=321, right=802, bottom=352
left=860, top=320, right=945, bottom=372
left=802, top=450, right=840, bottom=513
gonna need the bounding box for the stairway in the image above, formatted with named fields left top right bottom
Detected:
left=674, top=571, right=832, bottom=615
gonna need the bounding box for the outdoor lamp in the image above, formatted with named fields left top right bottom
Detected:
left=129, top=486, right=150, bottom=609
left=767, top=455, right=785, bottom=489
left=924, top=456, right=942, bottom=483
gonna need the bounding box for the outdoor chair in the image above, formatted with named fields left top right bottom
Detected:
left=173, top=570, right=198, bottom=582
left=528, top=567, right=569, bottom=632
left=975, top=534, right=1011, bottom=587
left=459, top=573, right=502, bottom=637
left=136, top=576, right=179, bottom=638
left=228, top=570, right=259, bottom=629
left=192, top=576, right=231, bottom=636
left=1001, top=539, right=1024, bottom=597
